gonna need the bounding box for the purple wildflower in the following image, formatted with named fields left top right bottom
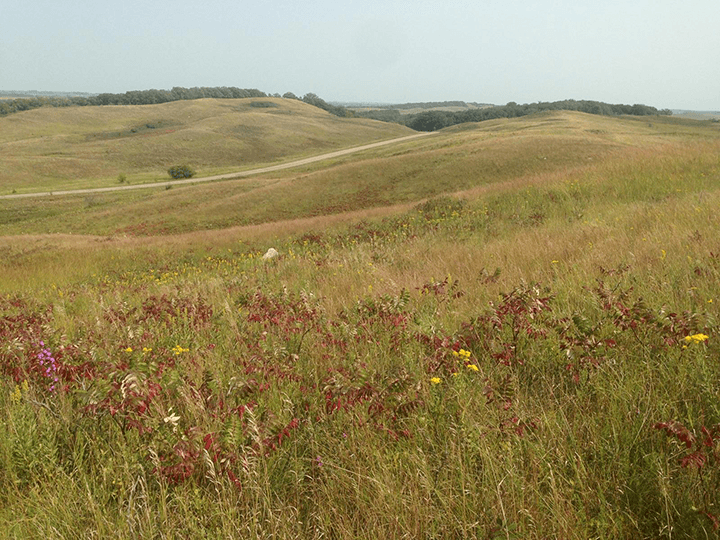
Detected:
left=37, top=343, right=59, bottom=392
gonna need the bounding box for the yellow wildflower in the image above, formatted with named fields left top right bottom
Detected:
left=10, top=385, right=22, bottom=405
left=683, top=334, right=709, bottom=344
left=430, top=377, right=442, bottom=385
left=466, top=364, right=479, bottom=372
left=125, top=347, right=133, bottom=353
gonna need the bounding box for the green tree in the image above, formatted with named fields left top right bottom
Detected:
left=167, top=165, right=196, bottom=179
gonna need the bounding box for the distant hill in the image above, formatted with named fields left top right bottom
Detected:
left=352, top=99, right=673, bottom=131
left=0, top=87, right=352, bottom=119
left=0, top=90, right=97, bottom=98
left=672, top=110, right=720, bottom=121
left=0, top=97, right=414, bottom=194
left=338, top=100, right=494, bottom=110
left=2, top=109, right=718, bottom=238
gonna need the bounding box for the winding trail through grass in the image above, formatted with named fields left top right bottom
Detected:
left=1, top=132, right=435, bottom=200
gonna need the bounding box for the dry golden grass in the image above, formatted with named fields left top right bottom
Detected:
left=0, top=98, right=413, bottom=193
left=1, top=110, right=718, bottom=295
left=3, top=110, right=718, bottom=239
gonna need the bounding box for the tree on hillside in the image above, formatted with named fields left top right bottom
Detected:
left=301, top=93, right=349, bottom=117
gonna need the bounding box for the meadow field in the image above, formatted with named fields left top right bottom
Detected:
left=1, top=102, right=720, bottom=538
left=0, top=97, right=413, bottom=194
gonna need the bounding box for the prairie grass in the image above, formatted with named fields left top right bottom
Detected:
left=0, top=98, right=413, bottom=194
left=1, top=111, right=720, bottom=538
left=3, top=111, right=719, bottom=238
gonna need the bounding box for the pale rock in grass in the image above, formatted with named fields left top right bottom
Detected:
left=262, top=248, right=279, bottom=261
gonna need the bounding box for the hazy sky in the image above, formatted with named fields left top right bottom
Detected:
left=2, top=0, right=719, bottom=109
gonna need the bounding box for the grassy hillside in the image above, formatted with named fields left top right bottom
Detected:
left=1, top=111, right=720, bottom=538
left=0, top=97, right=414, bottom=193
left=1, top=111, right=719, bottom=238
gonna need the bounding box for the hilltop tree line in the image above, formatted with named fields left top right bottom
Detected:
left=0, top=87, right=671, bottom=130
left=0, top=87, right=256, bottom=116
left=0, top=87, right=350, bottom=118
left=283, top=92, right=349, bottom=117
left=358, top=100, right=672, bottom=131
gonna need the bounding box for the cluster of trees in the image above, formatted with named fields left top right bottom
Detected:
left=0, top=86, right=357, bottom=119
left=0, top=87, right=269, bottom=116
left=91, top=86, right=268, bottom=106
left=279, top=91, right=349, bottom=117
left=393, top=100, right=672, bottom=131
left=0, top=96, right=74, bottom=116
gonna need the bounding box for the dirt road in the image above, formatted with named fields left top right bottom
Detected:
left=1, top=132, right=434, bottom=200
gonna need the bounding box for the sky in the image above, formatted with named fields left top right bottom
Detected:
left=1, top=0, right=719, bottom=110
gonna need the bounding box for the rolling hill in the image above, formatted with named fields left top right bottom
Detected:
left=0, top=97, right=414, bottom=193
left=1, top=105, right=720, bottom=538
left=1, top=109, right=718, bottom=238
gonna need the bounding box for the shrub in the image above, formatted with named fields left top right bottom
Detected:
left=167, top=165, right=195, bottom=179
left=250, top=101, right=278, bottom=108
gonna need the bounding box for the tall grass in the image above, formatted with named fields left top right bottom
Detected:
left=1, top=111, right=720, bottom=538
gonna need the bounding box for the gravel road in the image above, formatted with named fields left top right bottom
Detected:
left=1, top=132, right=434, bottom=200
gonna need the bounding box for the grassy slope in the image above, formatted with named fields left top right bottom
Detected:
left=1, top=111, right=719, bottom=238
left=0, top=98, right=414, bottom=193
left=1, top=111, right=720, bottom=538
